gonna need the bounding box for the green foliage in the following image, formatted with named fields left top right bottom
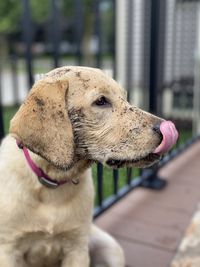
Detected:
left=62, top=0, right=73, bottom=18
left=0, top=0, right=22, bottom=34
left=178, top=130, right=192, bottom=144
left=0, top=0, right=49, bottom=34
left=3, top=106, right=18, bottom=133
left=30, top=0, right=49, bottom=24
left=0, top=0, right=95, bottom=34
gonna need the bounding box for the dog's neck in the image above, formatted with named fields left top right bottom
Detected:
left=16, top=141, right=91, bottom=189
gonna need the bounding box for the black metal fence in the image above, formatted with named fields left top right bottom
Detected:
left=0, top=0, right=199, bottom=217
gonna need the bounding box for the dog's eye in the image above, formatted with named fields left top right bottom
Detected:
left=94, top=96, right=110, bottom=107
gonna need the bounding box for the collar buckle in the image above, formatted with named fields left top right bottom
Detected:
left=38, top=176, right=59, bottom=189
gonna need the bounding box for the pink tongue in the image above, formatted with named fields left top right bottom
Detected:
left=154, top=121, right=178, bottom=155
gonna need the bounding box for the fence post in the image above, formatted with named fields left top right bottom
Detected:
left=10, top=53, right=19, bottom=106
left=193, top=1, right=200, bottom=135
left=94, top=0, right=102, bottom=68
left=22, top=0, right=34, bottom=88
left=97, top=163, right=103, bottom=207
left=75, top=0, right=83, bottom=65
left=149, top=0, right=166, bottom=115
left=51, top=0, right=61, bottom=68
left=140, top=0, right=167, bottom=190
left=126, top=0, right=133, bottom=101
left=111, top=0, right=116, bottom=79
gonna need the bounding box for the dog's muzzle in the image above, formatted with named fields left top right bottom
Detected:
left=106, top=120, right=178, bottom=168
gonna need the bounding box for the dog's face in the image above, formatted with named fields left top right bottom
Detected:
left=10, top=66, right=178, bottom=170
left=66, top=69, right=164, bottom=168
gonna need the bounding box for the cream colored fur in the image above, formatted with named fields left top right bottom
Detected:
left=0, top=66, right=164, bottom=267
left=0, top=136, right=124, bottom=267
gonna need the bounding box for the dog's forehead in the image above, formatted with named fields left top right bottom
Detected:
left=77, top=69, right=125, bottom=98
left=46, top=66, right=126, bottom=97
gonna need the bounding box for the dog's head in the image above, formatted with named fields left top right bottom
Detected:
left=10, top=66, right=178, bottom=170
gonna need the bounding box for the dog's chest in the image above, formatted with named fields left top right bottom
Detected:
left=16, top=205, right=84, bottom=267
left=19, top=231, right=67, bottom=267
left=24, top=200, right=81, bottom=234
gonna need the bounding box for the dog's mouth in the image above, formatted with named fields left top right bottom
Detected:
left=106, top=153, right=161, bottom=168
left=106, top=121, right=179, bottom=169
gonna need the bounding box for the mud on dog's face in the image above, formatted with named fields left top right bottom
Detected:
left=67, top=69, right=164, bottom=168
left=10, top=66, right=178, bottom=170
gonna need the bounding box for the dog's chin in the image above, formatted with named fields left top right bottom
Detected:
left=105, top=153, right=161, bottom=169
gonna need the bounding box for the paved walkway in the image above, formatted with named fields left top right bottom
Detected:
left=95, top=140, right=200, bottom=267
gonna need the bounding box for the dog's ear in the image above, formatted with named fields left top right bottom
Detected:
left=10, top=76, right=74, bottom=170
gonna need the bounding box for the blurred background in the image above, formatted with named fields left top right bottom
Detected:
left=0, top=0, right=200, bottom=134
left=0, top=0, right=200, bottom=214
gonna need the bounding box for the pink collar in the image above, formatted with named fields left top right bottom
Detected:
left=16, top=141, right=79, bottom=189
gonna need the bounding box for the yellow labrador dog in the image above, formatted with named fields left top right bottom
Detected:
left=0, top=66, right=178, bottom=267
